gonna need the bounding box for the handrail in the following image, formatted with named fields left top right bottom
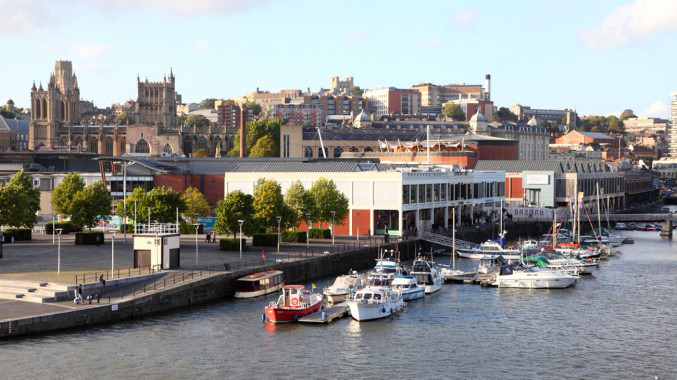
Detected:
left=75, top=265, right=162, bottom=285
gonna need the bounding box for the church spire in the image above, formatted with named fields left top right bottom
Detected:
left=32, top=81, right=37, bottom=91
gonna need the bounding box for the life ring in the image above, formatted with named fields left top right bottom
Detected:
left=291, top=298, right=299, bottom=306
left=587, top=259, right=592, bottom=263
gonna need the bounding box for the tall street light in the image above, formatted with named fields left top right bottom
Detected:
left=111, top=232, right=116, bottom=278
left=52, top=212, right=55, bottom=245
left=331, top=211, right=336, bottom=245
left=305, top=213, right=311, bottom=249
left=56, top=228, right=63, bottom=275
left=237, top=219, right=244, bottom=259
left=194, top=223, right=200, bottom=265
left=276, top=216, right=282, bottom=253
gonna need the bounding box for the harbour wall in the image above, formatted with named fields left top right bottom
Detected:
left=0, top=240, right=418, bottom=338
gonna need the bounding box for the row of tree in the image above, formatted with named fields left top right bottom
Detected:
left=0, top=171, right=40, bottom=228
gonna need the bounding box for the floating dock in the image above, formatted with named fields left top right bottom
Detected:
left=299, top=303, right=350, bottom=324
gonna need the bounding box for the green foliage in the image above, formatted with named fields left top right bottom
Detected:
left=115, top=113, right=128, bottom=125
left=243, top=101, right=262, bottom=116
left=46, top=221, right=79, bottom=234
left=349, top=86, right=364, bottom=97
left=187, top=114, right=210, bottom=128
left=75, top=232, right=104, bottom=245
left=0, top=170, right=41, bottom=228
left=192, top=148, right=209, bottom=158
left=619, top=109, right=637, bottom=121
left=281, top=230, right=306, bottom=243
left=182, top=187, right=210, bottom=219
left=252, top=179, right=286, bottom=232
left=442, top=103, right=466, bottom=121
left=284, top=180, right=314, bottom=229
left=249, top=135, right=278, bottom=157
left=179, top=223, right=204, bottom=234
left=219, top=238, right=246, bottom=251
left=116, top=187, right=185, bottom=224
left=199, top=98, right=218, bottom=110
left=70, top=181, right=112, bottom=231
left=252, top=234, right=278, bottom=247
left=309, top=177, right=349, bottom=227
left=52, top=173, right=85, bottom=217
left=229, top=119, right=282, bottom=157
left=308, top=228, right=331, bottom=239
left=118, top=223, right=134, bottom=233
left=214, top=190, right=256, bottom=237
left=494, top=107, right=518, bottom=122
left=0, top=108, right=16, bottom=119
left=2, top=228, right=32, bottom=241
left=591, top=126, right=601, bottom=132
left=541, top=121, right=560, bottom=133
left=608, top=116, right=625, bottom=134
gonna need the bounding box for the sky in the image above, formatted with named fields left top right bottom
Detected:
left=1, top=0, right=676, bottom=118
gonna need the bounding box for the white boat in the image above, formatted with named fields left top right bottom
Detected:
left=520, top=239, right=541, bottom=254
left=347, top=284, right=405, bottom=321
left=410, top=256, right=444, bottom=294
left=457, top=240, right=521, bottom=260
left=493, top=266, right=578, bottom=289
left=234, top=270, right=284, bottom=298
left=323, top=271, right=366, bottom=303
left=476, top=255, right=501, bottom=274
left=391, top=275, right=425, bottom=301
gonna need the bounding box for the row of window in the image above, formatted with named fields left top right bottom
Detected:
left=402, top=182, right=505, bottom=204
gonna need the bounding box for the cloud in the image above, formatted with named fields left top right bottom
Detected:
left=344, top=29, right=368, bottom=45
left=579, top=0, right=677, bottom=51
left=75, top=43, right=113, bottom=58
left=0, top=0, right=54, bottom=37
left=640, top=100, right=668, bottom=117
left=92, top=0, right=278, bottom=16
left=195, top=38, right=209, bottom=50
left=450, top=8, right=479, bottom=29
left=421, top=38, right=442, bottom=49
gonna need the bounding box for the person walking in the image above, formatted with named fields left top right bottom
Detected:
left=212, top=231, right=217, bottom=243
left=99, top=274, right=106, bottom=287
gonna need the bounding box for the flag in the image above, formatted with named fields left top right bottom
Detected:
left=262, top=250, right=265, bottom=261
left=312, top=283, right=317, bottom=290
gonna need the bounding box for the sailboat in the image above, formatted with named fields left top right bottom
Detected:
left=441, top=208, right=476, bottom=281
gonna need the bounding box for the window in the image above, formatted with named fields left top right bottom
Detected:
left=411, top=185, right=417, bottom=204
left=135, top=139, right=150, bottom=154
left=426, top=184, right=432, bottom=202
left=441, top=184, right=447, bottom=201
left=418, top=184, right=425, bottom=203
left=434, top=184, right=440, bottom=202
left=163, top=144, right=173, bottom=155
left=403, top=185, right=409, bottom=204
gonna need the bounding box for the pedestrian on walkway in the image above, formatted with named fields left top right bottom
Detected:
left=96, top=234, right=101, bottom=247
left=74, top=284, right=83, bottom=304
left=212, top=231, right=217, bottom=243
left=205, top=233, right=211, bottom=243
left=99, top=274, right=106, bottom=287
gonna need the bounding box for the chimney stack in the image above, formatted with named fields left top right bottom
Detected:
left=484, top=74, right=491, bottom=101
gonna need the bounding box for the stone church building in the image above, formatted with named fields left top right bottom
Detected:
left=29, top=60, right=226, bottom=156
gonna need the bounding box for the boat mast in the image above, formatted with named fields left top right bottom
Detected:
left=596, top=183, right=602, bottom=234
left=499, top=200, right=503, bottom=237
left=452, top=208, right=456, bottom=270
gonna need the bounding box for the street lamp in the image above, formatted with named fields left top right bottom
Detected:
left=237, top=219, right=244, bottom=259
left=331, top=211, right=336, bottom=245
left=305, top=213, right=311, bottom=249
left=276, top=216, right=282, bottom=253
left=55, top=228, right=63, bottom=275
left=194, top=223, right=200, bottom=265
left=111, top=232, right=116, bottom=278
left=52, top=212, right=55, bottom=245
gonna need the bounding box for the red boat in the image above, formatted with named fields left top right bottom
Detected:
left=264, top=285, right=323, bottom=323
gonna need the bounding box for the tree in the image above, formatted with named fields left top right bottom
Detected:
left=349, top=86, right=364, bottom=97
left=228, top=119, right=282, bottom=157
left=249, top=135, right=278, bottom=157
left=284, top=180, right=315, bottom=229
left=115, top=113, right=128, bottom=125
left=607, top=115, right=625, bottom=134
left=115, top=187, right=146, bottom=222
left=442, top=103, right=466, bottom=121
left=177, top=114, right=187, bottom=126
left=309, top=177, right=349, bottom=227
left=192, top=148, right=209, bottom=158
left=52, top=173, right=86, bottom=217
left=252, top=178, right=285, bottom=232
left=186, top=114, right=210, bottom=128
left=0, top=108, right=16, bottom=119
left=182, top=187, right=210, bottom=222
left=70, top=181, right=112, bottom=231
left=620, top=109, right=637, bottom=121
left=0, top=170, right=40, bottom=228
left=494, top=107, right=518, bottom=122
left=199, top=98, right=218, bottom=110
left=214, top=190, right=256, bottom=238
left=243, top=100, right=262, bottom=116
left=590, top=126, right=601, bottom=132
left=143, top=187, right=186, bottom=223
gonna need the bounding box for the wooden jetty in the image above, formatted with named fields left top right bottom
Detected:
left=299, top=303, right=350, bottom=324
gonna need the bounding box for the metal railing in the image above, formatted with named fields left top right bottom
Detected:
left=134, top=223, right=179, bottom=235
left=75, top=265, right=162, bottom=285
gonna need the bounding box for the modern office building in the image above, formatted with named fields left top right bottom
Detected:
left=364, top=87, right=421, bottom=118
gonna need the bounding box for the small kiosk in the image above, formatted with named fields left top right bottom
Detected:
left=133, top=224, right=181, bottom=270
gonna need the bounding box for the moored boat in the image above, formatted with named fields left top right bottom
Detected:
left=234, top=270, right=284, bottom=298
left=391, top=275, right=424, bottom=301
left=264, top=285, right=323, bottom=323
left=493, top=263, right=578, bottom=289
left=457, top=240, right=521, bottom=260
left=410, top=256, right=444, bottom=294
left=323, top=271, right=366, bottom=303
left=347, top=284, right=405, bottom=321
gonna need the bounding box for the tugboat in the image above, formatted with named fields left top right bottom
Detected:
left=264, top=285, right=323, bottom=323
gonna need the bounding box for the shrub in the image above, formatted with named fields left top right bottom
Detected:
left=308, top=228, right=331, bottom=239
left=46, top=221, right=79, bottom=234
left=4, top=228, right=32, bottom=241
left=220, top=238, right=246, bottom=251
left=1, top=231, right=15, bottom=242
left=119, top=224, right=134, bottom=233
left=281, top=230, right=306, bottom=243
left=179, top=223, right=204, bottom=235
left=252, top=234, right=277, bottom=247
left=75, top=232, right=104, bottom=245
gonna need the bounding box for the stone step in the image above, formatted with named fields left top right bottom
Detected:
left=0, top=279, right=73, bottom=292
left=0, top=291, right=25, bottom=300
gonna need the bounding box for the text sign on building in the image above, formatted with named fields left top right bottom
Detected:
left=525, top=174, right=550, bottom=185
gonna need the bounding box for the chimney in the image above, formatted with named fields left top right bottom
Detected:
left=239, top=108, right=247, bottom=157
left=484, top=74, right=491, bottom=101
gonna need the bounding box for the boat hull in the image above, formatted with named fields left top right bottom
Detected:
left=348, top=299, right=404, bottom=321
left=399, top=289, right=424, bottom=301
left=264, top=301, right=323, bottom=323
left=424, top=282, right=442, bottom=294
left=325, top=293, right=348, bottom=303
left=234, top=283, right=284, bottom=299
left=496, top=276, right=576, bottom=289
left=457, top=251, right=521, bottom=260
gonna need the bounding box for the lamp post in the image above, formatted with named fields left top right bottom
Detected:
left=276, top=216, right=282, bottom=253
left=111, top=232, right=116, bottom=278
left=237, top=219, right=244, bottom=259
left=52, top=212, right=55, bottom=244
left=55, top=228, right=63, bottom=275
left=331, top=211, right=336, bottom=245
left=194, top=223, right=200, bottom=265
left=305, top=213, right=311, bottom=249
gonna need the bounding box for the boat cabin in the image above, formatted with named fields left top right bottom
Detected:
left=236, top=270, right=283, bottom=293
left=281, top=285, right=306, bottom=307
left=354, top=289, right=384, bottom=302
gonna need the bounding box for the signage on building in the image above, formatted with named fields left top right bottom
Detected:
left=490, top=207, right=565, bottom=222
left=526, top=174, right=549, bottom=185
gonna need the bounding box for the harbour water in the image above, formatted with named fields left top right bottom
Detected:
left=1, top=230, right=676, bottom=379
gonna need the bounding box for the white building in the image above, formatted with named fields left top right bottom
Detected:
left=223, top=162, right=505, bottom=238
left=670, top=92, right=677, bottom=157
